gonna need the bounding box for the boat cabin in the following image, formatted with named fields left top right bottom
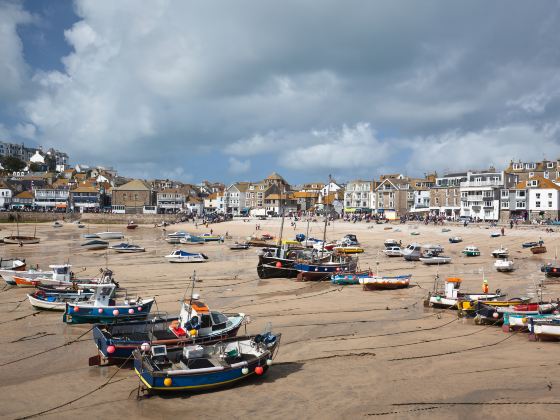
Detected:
left=177, top=297, right=231, bottom=337
left=92, top=284, right=118, bottom=307
left=49, top=264, right=72, bottom=283
left=444, top=277, right=462, bottom=299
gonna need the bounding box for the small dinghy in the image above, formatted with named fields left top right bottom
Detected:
left=441, top=228, right=451, bottom=233
left=127, top=221, right=138, bottom=230
left=27, top=289, right=94, bottom=311
left=494, top=259, right=515, bottom=272
left=531, top=245, right=547, bottom=255
left=97, top=231, right=124, bottom=240
left=81, top=239, right=109, bottom=250
left=490, top=232, right=501, bottom=238
left=522, top=241, right=540, bottom=248
left=491, top=247, right=509, bottom=258
left=63, top=283, right=154, bottom=324
left=109, top=243, right=145, bottom=253
left=384, top=239, right=401, bottom=248
left=165, top=250, right=208, bottom=263
left=200, top=233, right=222, bottom=242
left=333, top=245, right=364, bottom=254
left=449, top=236, right=463, bottom=243
left=419, top=254, right=452, bottom=265
left=229, top=242, right=250, bottom=250
left=133, top=330, right=281, bottom=393
left=82, top=233, right=99, bottom=239
left=359, top=274, right=411, bottom=290
left=53, top=221, right=63, bottom=228
left=331, top=270, right=371, bottom=285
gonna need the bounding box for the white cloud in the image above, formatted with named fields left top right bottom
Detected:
left=228, top=157, right=251, bottom=174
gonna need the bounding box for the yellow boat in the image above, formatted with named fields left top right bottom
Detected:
left=334, top=246, right=364, bottom=254
left=281, top=240, right=300, bottom=246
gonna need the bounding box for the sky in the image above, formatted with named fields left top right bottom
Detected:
left=1, top=0, right=560, bottom=184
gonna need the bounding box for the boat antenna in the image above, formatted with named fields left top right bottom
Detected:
left=321, top=175, right=331, bottom=258
left=186, top=270, right=197, bottom=321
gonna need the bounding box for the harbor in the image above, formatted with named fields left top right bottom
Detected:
left=1, top=218, right=560, bottom=418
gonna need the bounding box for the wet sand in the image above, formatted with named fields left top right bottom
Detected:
left=1, top=219, right=560, bottom=419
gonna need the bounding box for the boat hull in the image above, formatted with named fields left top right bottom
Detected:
left=64, top=300, right=154, bottom=324
left=3, top=236, right=40, bottom=244
left=360, top=275, right=411, bottom=290
left=257, top=255, right=298, bottom=279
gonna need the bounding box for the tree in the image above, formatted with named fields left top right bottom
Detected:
left=29, top=163, right=42, bottom=172
left=0, top=156, right=26, bottom=172
left=44, top=155, right=57, bottom=172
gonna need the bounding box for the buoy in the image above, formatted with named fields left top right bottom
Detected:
left=493, top=312, right=499, bottom=319
left=113, top=309, right=119, bottom=316
left=255, top=366, right=264, bottom=375
left=74, top=306, right=79, bottom=312
left=266, top=359, right=273, bottom=366
left=242, top=367, right=249, bottom=375
left=128, top=308, right=134, bottom=314
left=140, top=342, right=150, bottom=352
left=106, top=345, right=115, bottom=354
left=190, top=329, right=197, bottom=337
left=163, top=378, right=172, bottom=387
left=98, top=308, right=103, bottom=314
left=521, top=317, right=528, bottom=324
left=276, top=262, right=282, bottom=268
left=137, top=306, right=142, bottom=311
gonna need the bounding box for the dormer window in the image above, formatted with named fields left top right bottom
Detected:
left=513, top=163, right=522, bottom=170
left=547, top=162, right=554, bottom=169
left=526, top=163, right=536, bottom=170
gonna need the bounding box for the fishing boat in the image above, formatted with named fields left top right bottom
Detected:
left=402, top=243, right=422, bottom=261
left=96, top=231, right=124, bottom=240
left=165, top=250, right=208, bottom=263
left=0, top=257, right=26, bottom=274
left=53, top=221, right=63, bottom=228
left=527, top=317, right=560, bottom=340
left=425, top=276, right=505, bottom=309
left=127, top=221, right=138, bottom=230
left=531, top=245, right=547, bottom=254
left=522, top=241, right=540, bottom=248
left=0, top=263, right=43, bottom=286
left=384, top=239, right=401, bottom=248
left=491, top=247, right=509, bottom=258
left=383, top=246, right=402, bottom=257
left=133, top=330, right=280, bottom=393
left=27, top=288, right=95, bottom=311
left=494, top=259, right=515, bottom=272
left=312, top=241, right=336, bottom=252
left=229, top=242, right=250, bottom=250
left=541, top=261, right=560, bottom=277
left=359, top=274, right=411, bottom=290
left=503, top=312, right=558, bottom=331
left=331, top=270, right=371, bottom=285
left=343, top=234, right=359, bottom=245
left=462, top=246, right=481, bottom=257
left=166, top=231, right=188, bottom=243
left=256, top=246, right=301, bottom=279
left=179, top=235, right=205, bottom=245
left=109, top=243, right=145, bottom=253
left=294, top=256, right=356, bottom=281
left=64, top=283, right=154, bottom=324
left=81, top=239, right=109, bottom=250
left=14, top=265, right=114, bottom=288
left=91, top=288, right=247, bottom=363
left=448, top=236, right=463, bottom=243
left=459, top=298, right=533, bottom=324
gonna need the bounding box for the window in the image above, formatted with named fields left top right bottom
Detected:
left=536, top=201, right=541, bottom=208
left=513, top=163, right=522, bottom=170
left=526, top=163, right=536, bottom=170
left=547, top=162, right=554, bottom=169
left=536, top=193, right=541, bottom=199
left=548, top=202, right=553, bottom=208
left=501, top=201, right=509, bottom=209
left=484, top=201, right=493, bottom=207
left=501, top=190, right=509, bottom=198
left=548, top=193, right=553, bottom=198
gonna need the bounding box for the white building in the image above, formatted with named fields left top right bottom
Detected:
left=344, top=180, right=374, bottom=211
left=204, top=192, right=225, bottom=213
left=526, top=176, right=560, bottom=220
left=460, top=170, right=505, bottom=221
left=34, top=188, right=69, bottom=210
left=157, top=189, right=186, bottom=213
left=0, top=183, right=12, bottom=209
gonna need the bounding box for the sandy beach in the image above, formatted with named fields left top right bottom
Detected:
left=1, top=219, right=560, bottom=419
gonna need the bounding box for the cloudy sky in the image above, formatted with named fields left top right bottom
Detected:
left=1, top=0, right=560, bottom=184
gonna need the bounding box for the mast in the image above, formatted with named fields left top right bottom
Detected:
left=321, top=175, right=331, bottom=257
left=277, top=188, right=285, bottom=246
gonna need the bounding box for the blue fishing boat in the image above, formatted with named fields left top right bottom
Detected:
left=134, top=331, right=281, bottom=393
left=63, top=284, right=154, bottom=324
left=331, top=270, right=371, bottom=285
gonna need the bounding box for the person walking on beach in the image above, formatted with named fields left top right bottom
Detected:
left=501, top=227, right=505, bottom=236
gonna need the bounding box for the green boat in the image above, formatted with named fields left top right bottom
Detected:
left=462, top=246, right=481, bottom=257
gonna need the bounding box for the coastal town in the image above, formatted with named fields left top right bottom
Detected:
left=0, top=140, right=558, bottom=223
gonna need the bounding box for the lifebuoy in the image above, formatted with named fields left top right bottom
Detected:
left=35, top=290, right=46, bottom=299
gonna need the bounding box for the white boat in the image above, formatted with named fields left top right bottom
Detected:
left=494, top=259, right=515, bottom=272
left=419, top=255, right=452, bottom=265
left=383, top=246, right=402, bottom=257
left=402, top=243, right=422, bottom=261
left=96, top=231, right=124, bottom=240
left=109, top=243, right=145, bottom=253
left=81, top=240, right=109, bottom=250
left=27, top=289, right=93, bottom=311
left=491, top=247, right=509, bottom=258
left=14, top=264, right=111, bottom=288
left=165, top=250, right=208, bottom=263
left=384, top=239, right=401, bottom=248
left=82, top=233, right=99, bottom=239
left=0, top=266, right=44, bottom=286
left=427, top=277, right=504, bottom=308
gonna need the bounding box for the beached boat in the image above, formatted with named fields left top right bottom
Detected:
left=503, top=312, right=558, bottom=331
left=490, top=232, right=501, bottom=238
left=96, top=231, right=124, bottom=240
left=179, top=235, right=206, bottom=245
left=531, top=245, right=547, bottom=254
left=331, top=270, right=371, bottom=285
left=541, top=261, right=560, bottom=277
left=527, top=318, right=560, bottom=340
left=441, top=228, right=451, bottom=233
left=522, top=241, right=540, bottom=248
left=462, top=246, right=481, bottom=257
left=256, top=246, right=302, bottom=279
left=200, top=233, right=222, bottom=242
left=491, top=247, right=509, bottom=258
left=402, top=243, right=422, bottom=261
left=53, top=221, right=63, bottom=228
left=494, top=259, right=515, bottom=272
left=384, top=239, right=401, bottom=248
left=425, top=277, right=505, bottom=309
left=359, top=274, right=411, bottom=290
left=109, top=243, right=145, bottom=253
left=3, top=235, right=40, bottom=245
left=383, top=246, right=402, bottom=257
left=419, top=254, right=451, bottom=265
left=91, top=293, right=247, bottom=363
left=165, top=250, right=208, bottom=263
left=448, top=236, right=463, bottom=243
left=294, top=256, right=356, bottom=281
left=333, top=245, right=364, bottom=254
left=63, top=283, right=154, bottom=324
left=133, top=330, right=280, bottom=393
left=15, top=265, right=114, bottom=288
left=27, top=289, right=95, bottom=311
left=81, top=239, right=109, bottom=250
left=229, top=242, right=250, bottom=250
left=82, top=233, right=99, bottom=239
left=127, top=221, right=138, bottom=229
